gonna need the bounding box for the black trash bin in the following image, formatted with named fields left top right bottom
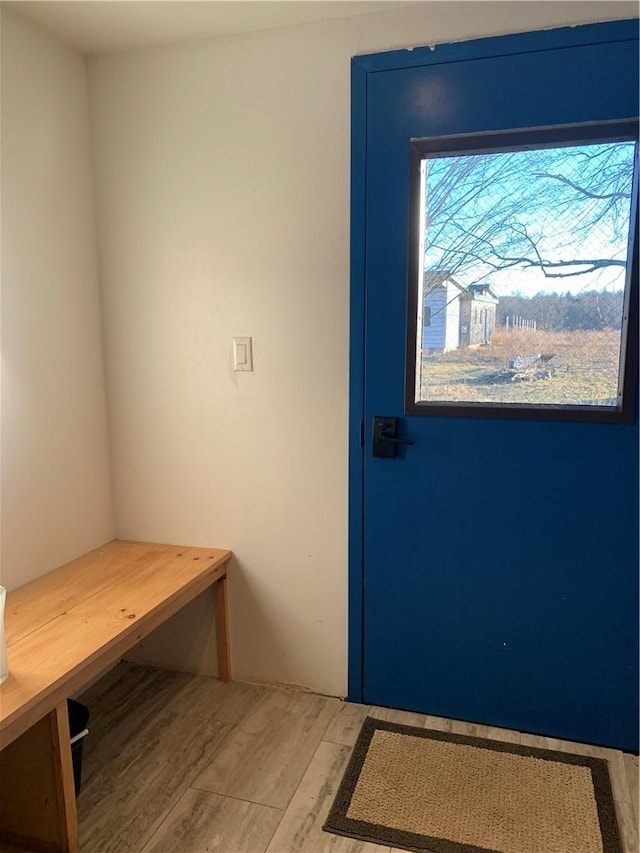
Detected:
left=67, top=699, right=90, bottom=797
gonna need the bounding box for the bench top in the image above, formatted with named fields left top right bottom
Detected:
left=0, top=540, right=231, bottom=748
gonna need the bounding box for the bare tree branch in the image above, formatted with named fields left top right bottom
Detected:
left=534, top=171, right=631, bottom=200
left=423, top=141, right=635, bottom=285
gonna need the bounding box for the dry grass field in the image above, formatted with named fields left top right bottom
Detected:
left=419, top=328, right=622, bottom=406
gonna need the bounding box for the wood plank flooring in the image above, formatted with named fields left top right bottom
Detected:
left=2, top=662, right=638, bottom=852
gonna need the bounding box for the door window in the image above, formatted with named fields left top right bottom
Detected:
left=407, top=123, right=638, bottom=421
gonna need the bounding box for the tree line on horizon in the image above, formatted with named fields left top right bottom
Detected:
left=496, top=289, right=625, bottom=332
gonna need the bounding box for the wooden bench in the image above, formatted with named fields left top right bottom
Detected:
left=0, top=540, right=232, bottom=853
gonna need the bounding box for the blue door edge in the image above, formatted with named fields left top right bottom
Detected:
left=352, top=17, right=639, bottom=74
left=347, top=57, right=367, bottom=703
left=347, top=17, right=640, bottom=707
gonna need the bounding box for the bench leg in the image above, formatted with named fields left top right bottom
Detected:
left=0, top=702, right=78, bottom=853
left=215, top=574, right=231, bottom=682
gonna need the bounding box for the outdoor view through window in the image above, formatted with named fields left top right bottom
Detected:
left=415, top=139, right=637, bottom=410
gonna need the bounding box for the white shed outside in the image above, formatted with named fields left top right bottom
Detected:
left=422, top=273, right=465, bottom=352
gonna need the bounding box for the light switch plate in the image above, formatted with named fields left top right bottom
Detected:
left=233, top=337, right=253, bottom=371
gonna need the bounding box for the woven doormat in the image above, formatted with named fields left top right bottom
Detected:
left=323, top=716, right=622, bottom=853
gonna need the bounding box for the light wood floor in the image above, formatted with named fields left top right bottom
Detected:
left=5, top=662, right=640, bottom=852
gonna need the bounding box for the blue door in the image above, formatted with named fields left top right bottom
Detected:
left=350, top=21, right=639, bottom=751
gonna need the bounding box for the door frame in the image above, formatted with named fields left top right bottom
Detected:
left=347, top=17, right=640, bottom=703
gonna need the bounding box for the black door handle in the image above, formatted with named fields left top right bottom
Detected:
left=372, top=416, right=414, bottom=458
left=380, top=433, right=415, bottom=445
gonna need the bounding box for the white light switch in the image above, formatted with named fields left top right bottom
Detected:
left=233, top=337, right=253, bottom=371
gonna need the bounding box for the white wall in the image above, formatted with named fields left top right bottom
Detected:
left=88, top=1, right=636, bottom=696
left=1, top=10, right=113, bottom=591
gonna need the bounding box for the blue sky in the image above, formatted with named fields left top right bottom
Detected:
left=422, top=140, right=636, bottom=298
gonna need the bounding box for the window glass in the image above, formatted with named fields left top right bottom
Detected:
left=410, top=131, right=637, bottom=419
